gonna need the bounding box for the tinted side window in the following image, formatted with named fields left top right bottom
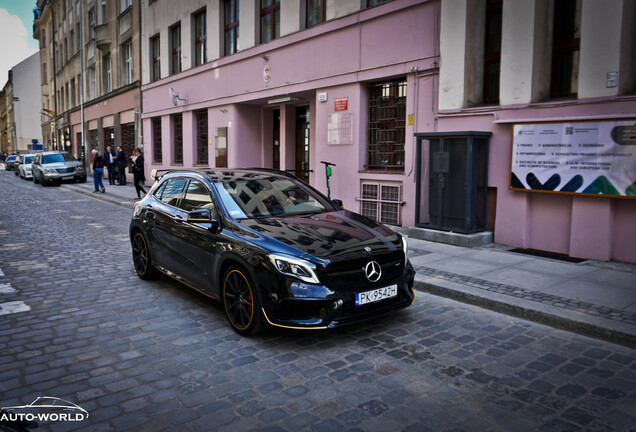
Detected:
left=181, top=180, right=215, bottom=212
left=157, top=178, right=187, bottom=207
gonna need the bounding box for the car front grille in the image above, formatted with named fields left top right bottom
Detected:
left=322, top=250, right=405, bottom=289
left=56, top=167, right=75, bottom=174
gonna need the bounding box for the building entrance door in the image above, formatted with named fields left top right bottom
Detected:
left=295, top=106, right=310, bottom=182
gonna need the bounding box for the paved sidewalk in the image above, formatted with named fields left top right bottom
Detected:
left=408, top=238, right=636, bottom=348
left=61, top=180, right=636, bottom=348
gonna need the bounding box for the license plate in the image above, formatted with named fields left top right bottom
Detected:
left=355, top=284, right=398, bottom=306
left=62, top=176, right=74, bottom=180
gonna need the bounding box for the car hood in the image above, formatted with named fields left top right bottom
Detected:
left=233, top=210, right=402, bottom=264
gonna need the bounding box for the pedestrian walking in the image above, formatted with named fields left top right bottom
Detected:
left=103, top=145, right=116, bottom=185
left=92, top=149, right=106, bottom=193
left=114, top=146, right=127, bottom=185
left=131, top=148, right=147, bottom=199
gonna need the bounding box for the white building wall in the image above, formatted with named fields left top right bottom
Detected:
left=499, top=0, right=536, bottom=105
left=438, top=0, right=467, bottom=110
left=578, top=0, right=623, bottom=98
left=326, top=0, right=360, bottom=20
left=11, top=53, right=42, bottom=150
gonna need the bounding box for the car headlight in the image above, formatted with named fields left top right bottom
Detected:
left=76, top=166, right=85, bottom=171
left=400, top=235, right=408, bottom=265
left=44, top=168, right=57, bottom=174
left=268, top=253, right=320, bottom=284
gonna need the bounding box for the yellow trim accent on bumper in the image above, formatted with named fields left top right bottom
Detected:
left=262, top=308, right=328, bottom=330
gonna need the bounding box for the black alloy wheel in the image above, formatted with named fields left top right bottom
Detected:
left=223, top=266, right=263, bottom=335
left=132, top=232, right=158, bottom=280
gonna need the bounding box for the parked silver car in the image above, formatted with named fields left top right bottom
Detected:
left=18, top=154, right=36, bottom=179
left=32, top=151, right=87, bottom=185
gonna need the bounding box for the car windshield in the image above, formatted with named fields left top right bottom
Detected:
left=214, top=177, right=329, bottom=219
left=7, top=156, right=16, bottom=161
left=42, top=153, right=77, bottom=164
left=24, top=156, right=34, bottom=163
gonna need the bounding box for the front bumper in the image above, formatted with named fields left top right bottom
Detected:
left=262, top=261, right=416, bottom=330
left=42, top=170, right=86, bottom=182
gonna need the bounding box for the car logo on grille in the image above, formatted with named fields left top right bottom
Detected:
left=364, top=261, right=382, bottom=282
left=364, top=247, right=371, bottom=252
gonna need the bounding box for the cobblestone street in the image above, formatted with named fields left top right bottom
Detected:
left=1, top=171, right=636, bottom=432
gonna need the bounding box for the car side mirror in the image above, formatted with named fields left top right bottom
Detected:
left=332, top=199, right=344, bottom=209
left=187, top=209, right=221, bottom=233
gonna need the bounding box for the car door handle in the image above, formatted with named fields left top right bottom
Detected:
left=174, top=215, right=185, bottom=223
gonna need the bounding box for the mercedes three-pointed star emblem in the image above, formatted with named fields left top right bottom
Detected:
left=364, top=261, right=382, bottom=282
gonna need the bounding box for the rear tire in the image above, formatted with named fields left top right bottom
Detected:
left=222, top=265, right=264, bottom=336
left=132, top=231, right=158, bottom=280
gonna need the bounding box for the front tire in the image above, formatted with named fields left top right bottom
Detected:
left=132, top=231, right=158, bottom=280
left=223, top=265, right=263, bottom=336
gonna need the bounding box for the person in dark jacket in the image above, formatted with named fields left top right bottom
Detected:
left=92, top=149, right=106, bottom=193
left=130, top=148, right=147, bottom=199
left=103, top=145, right=116, bottom=185
left=113, top=146, right=127, bottom=185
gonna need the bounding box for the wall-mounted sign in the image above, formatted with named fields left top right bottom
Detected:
left=318, top=92, right=328, bottom=102
left=327, top=113, right=353, bottom=145
left=510, top=119, right=636, bottom=198
left=263, top=65, right=271, bottom=83
left=334, top=97, right=348, bottom=111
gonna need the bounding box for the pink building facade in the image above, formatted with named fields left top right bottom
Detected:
left=141, top=0, right=439, bottom=228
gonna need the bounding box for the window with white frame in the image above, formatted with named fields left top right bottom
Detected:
left=98, top=0, right=106, bottom=25
left=359, top=182, right=403, bottom=226
left=103, top=53, right=112, bottom=93
left=121, top=0, right=132, bottom=12
left=88, top=66, right=96, bottom=99
left=88, top=8, right=95, bottom=39
left=121, top=41, right=133, bottom=85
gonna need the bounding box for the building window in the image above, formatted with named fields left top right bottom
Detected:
left=88, top=8, right=95, bottom=39
left=64, top=39, right=68, bottom=64
left=103, top=53, right=112, bottom=93
left=170, top=23, right=181, bottom=75
left=42, top=63, right=47, bottom=82
left=152, top=117, right=162, bottom=163
left=88, top=66, right=96, bottom=99
left=260, top=0, right=280, bottom=44
left=196, top=110, right=208, bottom=165
left=367, top=79, right=407, bottom=171
left=121, top=0, right=132, bottom=12
left=551, top=0, right=581, bottom=98
left=70, top=78, right=75, bottom=108
left=76, top=23, right=80, bottom=51
left=483, top=0, right=502, bottom=105
left=150, top=35, right=160, bottom=82
left=61, top=87, right=65, bottom=112
left=224, top=0, right=239, bottom=56
left=70, top=29, right=75, bottom=54
left=98, top=0, right=106, bottom=25
left=194, top=9, right=207, bottom=66
left=121, top=41, right=133, bottom=86
left=173, top=114, right=183, bottom=164
left=306, top=0, right=325, bottom=28
left=65, top=83, right=69, bottom=111
left=360, top=183, right=402, bottom=226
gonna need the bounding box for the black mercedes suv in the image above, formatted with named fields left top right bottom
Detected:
left=129, top=169, right=415, bottom=335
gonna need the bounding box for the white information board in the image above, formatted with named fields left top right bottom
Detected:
left=510, top=119, right=636, bottom=198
